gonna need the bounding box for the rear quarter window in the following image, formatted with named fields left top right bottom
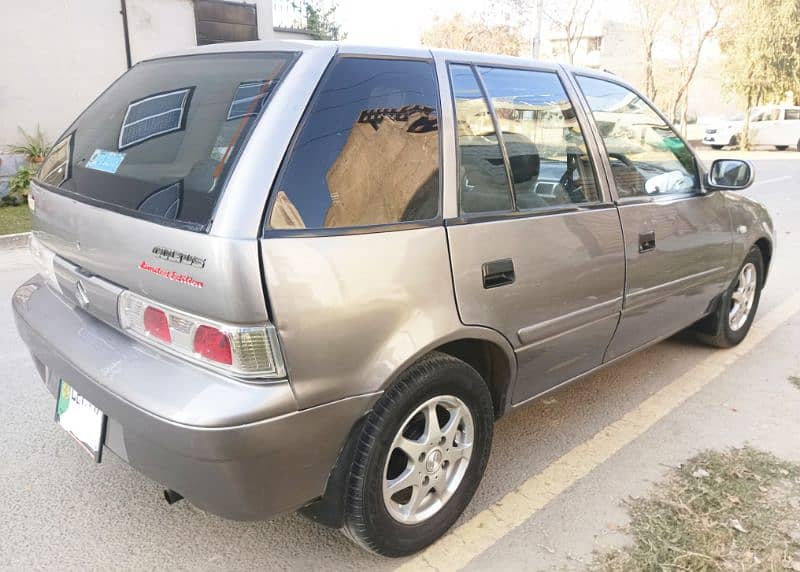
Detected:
left=267, top=57, right=441, bottom=231
left=37, top=52, right=296, bottom=230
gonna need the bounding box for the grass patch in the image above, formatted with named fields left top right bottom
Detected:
left=595, top=447, right=800, bottom=571
left=0, top=204, right=32, bottom=236
left=790, top=376, right=800, bottom=390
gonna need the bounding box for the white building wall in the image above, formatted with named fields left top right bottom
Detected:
left=126, top=0, right=197, bottom=63
left=0, top=0, right=128, bottom=146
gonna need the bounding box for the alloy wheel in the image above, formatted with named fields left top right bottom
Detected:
left=729, top=262, right=757, bottom=331
left=382, top=395, right=474, bottom=524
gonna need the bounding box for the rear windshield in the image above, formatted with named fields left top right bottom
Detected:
left=37, top=52, right=296, bottom=230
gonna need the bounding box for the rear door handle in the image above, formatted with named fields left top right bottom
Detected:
left=482, top=258, right=515, bottom=289
left=639, top=231, right=656, bottom=253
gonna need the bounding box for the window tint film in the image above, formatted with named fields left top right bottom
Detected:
left=449, top=64, right=513, bottom=214
left=577, top=76, right=699, bottom=198
left=477, top=67, right=600, bottom=209
left=37, top=53, right=295, bottom=229
left=268, top=57, right=440, bottom=230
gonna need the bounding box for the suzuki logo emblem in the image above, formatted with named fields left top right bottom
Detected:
left=75, top=280, right=90, bottom=308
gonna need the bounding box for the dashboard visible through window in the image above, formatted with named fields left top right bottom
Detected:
left=576, top=75, right=699, bottom=199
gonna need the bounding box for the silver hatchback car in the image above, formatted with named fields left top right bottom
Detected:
left=13, top=40, right=773, bottom=556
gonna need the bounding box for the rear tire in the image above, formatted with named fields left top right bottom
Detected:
left=776, top=145, right=789, bottom=151
left=341, top=352, right=494, bottom=557
left=696, top=247, right=763, bottom=348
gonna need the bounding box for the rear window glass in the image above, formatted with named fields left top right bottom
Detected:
left=268, top=57, right=440, bottom=230
left=37, top=52, right=295, bottom=230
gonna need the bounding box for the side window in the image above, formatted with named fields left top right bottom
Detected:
left=477, top=67, right=600, bottom=209
left=785, top=108, right=800, bottom=121
left=576, top=75, right=699, bottom=198
left=449, top=64, right=513, bottom=214
left=268, top=58, right=440, bottom=230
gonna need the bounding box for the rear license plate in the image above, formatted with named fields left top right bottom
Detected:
left=55, top=380, right=106, bottom=462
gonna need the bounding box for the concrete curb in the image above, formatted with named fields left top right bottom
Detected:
left=0, top=232, right=30, bottom=250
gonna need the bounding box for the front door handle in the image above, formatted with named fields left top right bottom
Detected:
left=639, top=231, right=656, bottom=253
left=482, top=258, right=515, bottom=289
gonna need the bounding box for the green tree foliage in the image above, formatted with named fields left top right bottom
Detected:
left=420, top=13, right=525, bottom=56
left=297, top=0, right=345, bottom=40
left=719, top=0, right=800, bottom=145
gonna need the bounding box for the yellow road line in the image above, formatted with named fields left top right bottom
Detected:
left=395, top=294, right=800, bottom=572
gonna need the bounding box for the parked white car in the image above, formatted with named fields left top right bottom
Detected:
left=703, top=114, right=744, bottom=149
left=748, top=105, right=800, bottom=150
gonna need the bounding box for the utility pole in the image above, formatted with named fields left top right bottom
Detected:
left=120, top=0, right=132, bottom=69
left=532, top=0, right=544, bottom=60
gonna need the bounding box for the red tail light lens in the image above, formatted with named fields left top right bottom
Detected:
left=119, top=291, right=285, bottom=379
left=143, top=306, right=171, bottom=343
left=193, top=325, right=233, bottom=365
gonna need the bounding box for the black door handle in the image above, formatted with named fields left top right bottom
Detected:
left=482, top=258, right=515, bottom=289
left=639, top=231, right=656, bottom=253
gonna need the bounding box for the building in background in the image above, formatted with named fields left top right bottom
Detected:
left=540, top=19, right=739, bottom=132
left=0, top=0, right=312, bottom=148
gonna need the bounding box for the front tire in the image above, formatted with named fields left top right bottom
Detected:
left=697, top=247, right=763, bottom=348
left=342, top=352, right=494, bottom=557
left=711, top=145, right=723, bottom=150
left=776, top=145, right=789, bottom=151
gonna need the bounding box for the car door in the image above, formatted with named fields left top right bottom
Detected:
left=573, top=73, right=734, bottom=360
left=442, top=61, right=625, bottom=404
left=750, top=107, right=781, bottom=146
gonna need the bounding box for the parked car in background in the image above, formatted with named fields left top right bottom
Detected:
left=703, top=113, right=744, bottom=149
left=748, top=105, right=800, bottom=150
left=12, top=41, right=774, bottom=557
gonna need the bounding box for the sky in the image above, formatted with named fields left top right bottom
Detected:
left=336, top=0, right=520, bottom=46
left=334, top=0, right=637, bottom=49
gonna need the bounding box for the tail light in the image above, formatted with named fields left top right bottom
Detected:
left=143, top=307, right=171, bottom=343
left=193, top=325, right=232, bottom=365
left=118, top=291, right=285, bottom=380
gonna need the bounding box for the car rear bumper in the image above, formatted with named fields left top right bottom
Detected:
left=12, top=275, right=378, bottom=520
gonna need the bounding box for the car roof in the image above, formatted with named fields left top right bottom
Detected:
left=143, top=39, right=613, bottom=77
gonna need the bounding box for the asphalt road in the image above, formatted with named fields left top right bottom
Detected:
left=1, top=150, right=799, bottom=570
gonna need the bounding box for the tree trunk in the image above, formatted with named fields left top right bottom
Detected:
left=645, top=42, right=656, bottom=100
left=741, top=92, right=752, bottom=150
left=671, top=94, right=681, bottom=127
left=680, top=87, right=689, bottom=138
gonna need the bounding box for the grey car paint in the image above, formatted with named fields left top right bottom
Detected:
left=30, top=184, right=269, bottom=326
left=440, top=59, right=626, bottom=403
left=260, top=227, right=516, bottom=410
left=447, top=210, right=625, bottom=403
left=13, top=274, right=380, bottom=519
left=11, top=41, right=774, bottom=524
left=605, top=191, right=734, bottom=360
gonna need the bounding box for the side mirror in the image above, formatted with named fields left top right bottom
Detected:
left=705, top=159, right=754, bottom=191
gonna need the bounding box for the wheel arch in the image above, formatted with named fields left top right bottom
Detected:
left=299, top=328, right=517, bottom=529
left=434, top=337, right=515, bottom=419
left=754, top=236, right=772, bottom=284
left=379, top=327, right=518, bottom=419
